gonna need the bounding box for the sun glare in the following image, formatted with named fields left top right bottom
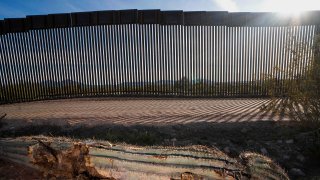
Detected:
left=263, top=0, right=320, bottom=16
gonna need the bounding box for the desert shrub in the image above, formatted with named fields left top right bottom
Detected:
left=262, top=34, right=320, bottom=126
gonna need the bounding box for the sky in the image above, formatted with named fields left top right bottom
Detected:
left=1, top=0, right=320, bottom=19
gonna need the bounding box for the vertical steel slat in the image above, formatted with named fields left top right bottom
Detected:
left=205, top=26, right=209, bottom=96
left=26, top=31, right=38, bottom=99
left=196, top=26, right=200, bottom=96
left=59, top=28, right=66, bottom=97
left=143, top=24, right=148, bottom=94
left=46, top=29, right=57, bottom=98
left=0, top=35, right=5, bottom=102
left=194, top=26, right=197, bottom=95
left=103, top=25, right=110, bottom=95
left=57, top=28, right=65, bottom=97
left=40, top=29, right=49, bottom=99
left=300, top=26, right=307, bottom=78
left=225, top=26, right=228, bottom=96
left=275, top=26, right=281, bottom=93
left=146, top=24, right=151, bottom=94
left=260, top=27, right=265, bottom=96
left=279, top=27, right=286, bottom=94
left=187, top=26, right=190, bottom=95
left=98, top=25, right=104, bottom=95
left=142, top=24, right=147, bottom=94
left=10, top=33, right=21, bottom=101
left=150, top=24, right=154, bottom=94
left=200, top=25, right=203, bottom=96
left=296, top=26, right=303, bottom=81
left=72, top=27, right=79, bottom=96
left=0, top=35, right=11, bottom=101
left=218, top=26, right=222, bottom=96
left=132, top=24, right=137, bottom=94
left=267, top=27, right=272, bottom=95
left=269, top=26, right=275, bottom=95
left=37, top=30, right=47, bottom=99
left=111, top=25, right=117, bottom=94
left=126, top=24, right=132, bottom=94
left=105, top=25, right=112, bottom=94
left=55, top=28, right=63, bottom=97
left=5, top=33, right=16, bottom=101
left=93, top=25, right=99, bottom=95
left=93, top=26, right=101, bottom=95
left=62, top=28, right=71, bottom=97
left=1, top=34, right=8, bottom=101
left=45, top=29, right=54, bottom=98
left=252, top=27, right=257, bottom=96
left=255, top=27, right=260, bottom=96
left=178, top=25, right=182, bottom=95
left=239, top=27, right=245, bottom=96
left=207, top=26, right=210, bottom=96
left=82, top=26, right=88, bottom=96
left=88, top=26, right=95, bottom=95
left=202, top=26, right=206, bottom=96
left=136, top=24, right=141, bottom=94
left=134, top=24, right=139, bottom=94
left=102, top=25, right=108, bottom=95
left=182, top=26, right=186, bottom=96
left=250, top=27, right=254, bottom=96
left=76, top=27, right=84, bottom=96
left=190, top=26, right=193, bottom=96
left=91, top=26, right=97, bottom=95
left=8, top=33, right=20, bottom=101
left=156, top=24, right=160, bottom=95
left=121, top=25, right=127, bottom=95
left=11, top=33, right=24, bottom=101
left=151, top=24, right=159, bottom=95
left=174, top=25, right=177, bottom=95
left=278, top=27, right=284, bottom=95
left=163, top=25, right=167, bottom=94
left=141, top=24, right=146, bottom=94
left=5, top=33, right=15, bottom=101
left=231, top=27, right=235, bottom=96
left=214, top=26, right=218, bottom=96
left=172, top=25, right=177, bottom=95
left=232, top=27, right=236, bottom=96
left=223, top=26, right=228, bottom=96
left=117, top=25, right=123, bottom=94
left=41, top=29, right=51, bottom=99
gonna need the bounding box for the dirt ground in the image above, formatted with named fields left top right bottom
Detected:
left=0, top=158, right=42, bottom=179
left=0, top=98, right=289, bottom=129
left=0, top=98, right=319, bottom=179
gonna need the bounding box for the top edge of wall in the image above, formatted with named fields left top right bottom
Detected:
left=1, top=9, right=320, bottom=34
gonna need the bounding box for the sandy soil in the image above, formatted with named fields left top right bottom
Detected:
left=0, top=98, right=289, bottom=130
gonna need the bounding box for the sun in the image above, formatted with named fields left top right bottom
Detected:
left=262, top=0, right=320, bottom=15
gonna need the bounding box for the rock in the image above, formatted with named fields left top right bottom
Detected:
left=265, top=141, right=272, bottom=146
left=283, top=155, right=290, bottom=160
left=224, top=147, right=230, bottom=153
left=260, top=148, right=268, bottom=155
left=277, top=140, right=283, bottom=144
left=247, top=139, right=254, bottom=144
left=241, top=128, right=248, bottom=133
left=171, top=138, right=177, bottom=146
left=289, top=168, right=305, bottom=177
left=286, top=139, right=294, bottom=144
left=297, top=155, right=305, bottom=162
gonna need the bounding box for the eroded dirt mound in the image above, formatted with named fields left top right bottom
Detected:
left=0, top=136, right=290, bottom=179
left=29, top=140, right=111, bottom=179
